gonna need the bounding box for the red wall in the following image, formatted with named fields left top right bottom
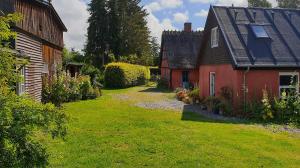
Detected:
left=171, top=69, right=199, bottom=89
left=199, top=64, right=300, bottom=110
left=199, top=64, right=240, bottom=107
left=161, top=58, right=199, bottom=89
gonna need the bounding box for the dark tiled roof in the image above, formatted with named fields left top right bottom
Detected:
left=161, top=31, right=203, bottom=69
left=212, top=6, right=300, bottom=68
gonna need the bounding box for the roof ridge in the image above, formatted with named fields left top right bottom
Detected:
left=212, top=5, right=300, bottom=11
left=162, top=30, right=203, bottom=35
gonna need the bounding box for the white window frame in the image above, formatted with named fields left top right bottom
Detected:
left=17, top=66, right=26, bottom=95
left=210, top=72, right=216, bottom=96
left=211, top=27, right=219, bottom=48
left=279, top=72, right=299, bottom=96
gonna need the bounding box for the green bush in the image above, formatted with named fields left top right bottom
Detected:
left=0, top=13, right=67, bottom=167
left=245, top=89, right=300, bottom=126
left=104, top=62, right=150, bottom=88
left=157, top=77, right=169, bottom=89
left=188, top=87, right=200, bottom=99
left=68, top=77, right=82, bottom=102
left=78, top=76, right=92, bottom=100
left=81, top=64, right=100, bottom=81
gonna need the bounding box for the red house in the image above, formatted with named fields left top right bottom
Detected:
left=198, top=6, right=300, bottom=110
left=160, top=23, right=203, bottom=89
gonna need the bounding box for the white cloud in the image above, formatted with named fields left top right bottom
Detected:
left=145, top=8, right=176, bottom=42
left=146, top=0, right=183, bottom=12
left=197, top=27, right=204, bottom=31
left=195, top=9, right=208, bottom=17
left=189, top=0, right=216, bottom=3
left=216, top=0, right=247, bottom=6
left=160, top=0, right=183, bottom=8
left=52, top=0, right=89, bottom=51
left=173, top=11, right=189, bottom=23
left=189, top=0, right=278, bottom=7
left=147, top=2, right=162, bottom=12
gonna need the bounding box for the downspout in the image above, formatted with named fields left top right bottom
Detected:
left=243, top=66, right=250, bottom=114
left=170, top=69, right=173, bottom=89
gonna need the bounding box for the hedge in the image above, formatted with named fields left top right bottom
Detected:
left=104, top=62, right=150, bottom=88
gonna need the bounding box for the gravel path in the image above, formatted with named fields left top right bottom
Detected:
left=135, top=100, right=185, bottom=111
left=113, top=89, right=242, bottom=122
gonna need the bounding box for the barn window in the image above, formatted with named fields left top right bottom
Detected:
left=250, top=25, right=269, bottom=38
left=17, top=66, right=26, bottom=95
left=279, top=72, right=299, bottom=97
left=211, top=27, right=219, bottom=48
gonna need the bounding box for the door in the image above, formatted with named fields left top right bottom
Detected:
left=182, top=71, right=189, bottom=88
left=210, top=72, right=215, bottom=96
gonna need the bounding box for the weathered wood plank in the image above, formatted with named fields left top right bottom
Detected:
left=14, top=0, right=64, bottom=48
left=16, top=32, right=43, bottom=101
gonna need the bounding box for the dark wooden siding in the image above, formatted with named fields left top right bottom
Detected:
left=0, top=0, right=14, bottom=14
left=14, top=0, right=64, bottom=48
left=198, top=8, right=232, bottom=65
left=16, top=32, right=43, bottom=101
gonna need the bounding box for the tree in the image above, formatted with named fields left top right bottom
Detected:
left=248, top=0, right=272, bottom=7
left=85, top=0, right=108, bottom=68
left=0, top=13, right=67, bottom=167
left=85, top=0, right=152, bottom=67
left=62, top=47, right=85, bottom=66
left=277, top=0, right=300, bottom=8
left=150, top=37, right=160, bottom=66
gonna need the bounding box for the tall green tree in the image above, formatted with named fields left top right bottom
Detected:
left=150, top=37, right=160, bottom=66
left=85, top=0, right=108, bottom=68
left=277, top=0, right=300, bottom=8
left=248, top=0, right=272, bottom=7
left=85, top=0, right=152, bottom=67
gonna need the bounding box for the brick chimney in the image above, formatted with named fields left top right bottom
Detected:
left=184, top=22, right=192, bottom=32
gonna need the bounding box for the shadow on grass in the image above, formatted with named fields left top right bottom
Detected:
left=181, top=104, right=252, bottom=125
left=139, top=87, right=173, bottom=93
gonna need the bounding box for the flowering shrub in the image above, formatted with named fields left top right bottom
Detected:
left=261, top=89, right=274, bottom=120
left=42, top=73, right=101, bottom=106
left=246, top=89, right=300, bottom=126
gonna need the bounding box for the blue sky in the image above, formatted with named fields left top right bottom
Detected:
left=141, top=0, right=210, bottom=31
left=52, top=0, right=278, bottom=51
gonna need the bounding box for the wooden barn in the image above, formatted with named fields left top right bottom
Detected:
left=160, top=23, right=203, bottom=89
left=0, top=0, right=67, bottom=101
left=198, top=6, right=300, bottom=109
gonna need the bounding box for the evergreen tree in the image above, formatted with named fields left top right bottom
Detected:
left=150, top=37, right=160, bottom=66
left=85, top=0, right=108, bottom=68
left=85, top=0, right=152, bottom=67
left=277, top=0, right=300, bottom=8
left=248, top=0, right=272, bottom=7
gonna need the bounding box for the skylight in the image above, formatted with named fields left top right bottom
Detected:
left=250, top=25, right=269, bottom=38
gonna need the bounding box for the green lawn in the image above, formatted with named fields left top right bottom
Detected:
left=40, top=86, right=300, bottom=168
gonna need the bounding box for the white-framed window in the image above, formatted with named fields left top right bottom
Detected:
left=279, top=72, right=299, bottom=96
left=211, top=27, right=219, bottom=48
left=17, top=66, right=26, bottom=95
left=210, top=72, right=216, bottom=96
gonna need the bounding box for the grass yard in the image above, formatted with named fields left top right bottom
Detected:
left=39, top=86, right=300, bottom=168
